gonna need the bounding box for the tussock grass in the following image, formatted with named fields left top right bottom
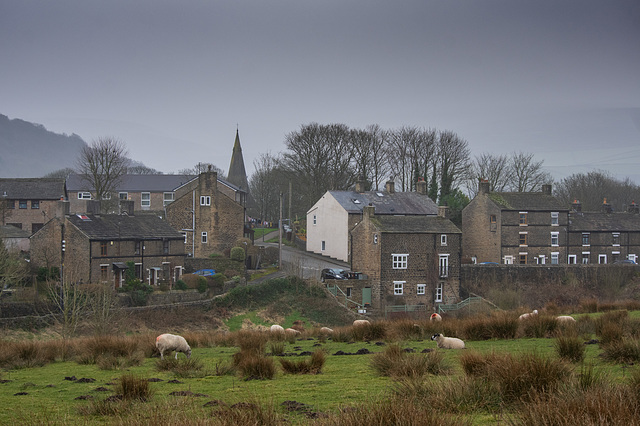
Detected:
left=600, top=338, right=640, bottom=363
left=520, top=314, right=558, bottom=338
left=234, top=351, right=277, bottom=380
left=156, top=357, right=208, bottom=378
left=554, top=335, right=586, bottom=363
left=351, top=321, right=386, bottom=341
left=116, top=373, right=153, bottom=401
left=279, top=349, right=326, bottom=374
left=371, top=344, right=448, bottom=378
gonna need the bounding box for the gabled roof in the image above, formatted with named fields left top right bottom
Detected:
left=67, top=214, right=184, bottom=240
left=329, top=190, right=438, bottom=215
left=488, top=192, right=567, bottom=211
left=569, top=212, right=640, bottom=232
left=371, top=215, right=461, bottom=234
left=66, top=173, right=194, bottom=192
left=0, top=178, right=66, bottom=200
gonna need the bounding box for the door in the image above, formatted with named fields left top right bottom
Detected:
left=362, top=287, right=372, bottom=307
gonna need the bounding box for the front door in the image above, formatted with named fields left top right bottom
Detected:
left=362, top=287, right=372, bottom=307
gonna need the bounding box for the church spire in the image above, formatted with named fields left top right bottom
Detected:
left=227, top=128, right=249, bottom=192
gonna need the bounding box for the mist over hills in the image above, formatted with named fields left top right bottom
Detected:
left=0, top=114, right=87, bottom=178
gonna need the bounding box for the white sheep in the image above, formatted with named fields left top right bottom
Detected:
left=270, top=324, right=285, bottom=334
left=353, top=319, right=371, bottom=327
left=430, top=333, right=465, bottom=349
left=430, top=313, right=442, bottom=322
left=285, top=328, right=301, bottom=336
left=518, top=309, right=539, bottom=321
left=319, top=326, right=334, bottom=334
left=156, top=333, right=191, bottom=360
left=556, top=315, right=576, bottom=323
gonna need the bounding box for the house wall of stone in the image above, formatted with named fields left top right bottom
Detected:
left=3, top=199, right=65, bottom=234
left=567, top=229, right=640, bottom=264
left=500, top=210, right=568, bottom=264
left=350, top=217, right=383, bottom=308
left=29, top=218, right=63, bottom=270
left=462, top=194, right=502, bottom=262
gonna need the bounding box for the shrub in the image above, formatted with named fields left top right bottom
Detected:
left=230, top=246, right=246, bottom=262
left=116, top=373, right=153, bottom=401
left=601, top=338, right=640, bottom=363
left=196, top=276, right=208, bottom=293
left=174, top=280, right=188, bottom=290
left=554, top=335, right=586, bottom=363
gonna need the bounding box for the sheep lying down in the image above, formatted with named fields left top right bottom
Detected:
left=431, top=333, right=465, bottom=349
left=156, top=333, right=191, bottom=360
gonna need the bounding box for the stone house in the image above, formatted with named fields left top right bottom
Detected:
left=0, top=178, right=67, bottom=235
left=30, top=201, right=186, bottom=288
left=307, top=179, right=439, bottom=262
left=349, top=205, right=461, bottom=312
left=1, top=225, right=31, bottom=252
left=165, top=169, right=246, bottom=258
left=462, top=181, right=569, bottom=264
left=566, top=200, right=640, bottom=264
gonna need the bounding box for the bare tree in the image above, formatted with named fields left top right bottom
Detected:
left=76, top=137, right=129, bottom=203
left=386, top=126, right=423, bottom=191
left=248, top=152, right=285, bottom=223
left=555, top=170, right=640, bottom=212
left=178, top=162, right=225, bottom=178
left=0, top=236, right=28, bottom=289
left=126, top=160, right=161, bottom=175
left=509, top=151, right=552, bottom=192
left=85, top=283, right=120, bottom=336
left=465, top=153, right=511, bottom=197
left=437, top=130, right=471, bottom=202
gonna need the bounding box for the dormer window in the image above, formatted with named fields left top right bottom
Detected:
left=352, top=199, right=361, bottom=204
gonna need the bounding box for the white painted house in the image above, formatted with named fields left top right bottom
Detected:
left=306, top=180, right=439, bottom=262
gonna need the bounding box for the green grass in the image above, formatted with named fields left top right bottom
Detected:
left=253, top=228, right=277, bottom=239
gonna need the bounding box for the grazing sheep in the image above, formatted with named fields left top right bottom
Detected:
left=353, top=319, right=371, bottom=327
left=430, top=333, right=465, bottom=349
left=156, top=333, right=191, bottom=360
left=285, top=328, right=301, bottom=336
left=556, top=315, right=576, bottom=323
left=270, top=324, right=285, bottom=334
left=518, top=309, right=539, bottom=321
left=319, top=327, right=334, bottom=334
left=430, top=313, right=442, bottom=322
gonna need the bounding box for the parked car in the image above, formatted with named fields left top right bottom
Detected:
left=321, top=268, right=348, bottom=282
left=614, top=259, right=637, bottom=265
left=478, top=262, right=499, bottom=265
left=193, top=269, right=216, bottom=276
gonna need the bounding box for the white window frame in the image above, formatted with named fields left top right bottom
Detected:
left=537, top=255, right=546, bottom=265
left=612, top=233, right=620, bottom=247
left=200, top=195, right=211, bottom=206
left=551, top=232, right=559, bottom=247
left=435, top=282, right=443, bottom=302
left=439, top=254, right=449, bottom=277
left=163, top=192, right=174, bottom=206
left=417, top=284, right=426, bottom=295
left=519, top=231, right=528, bottom=247
left=551, top=252, right=559, bottom=265
left=313, top=215, right=317, bottom=225
left=551, top=212, right=559, bottom=226
left=392, top=254, right=408, bottom=269
left=582, top=233, right=590, bottom=246
left=582, top=252, right=590, bottom=264
left=180, top=231, right=187, bottom=243
left=78, top=192, right=92, bottom=200
left=504, top=255, right=514, bottom=265
left=568, top=254, right=577, bottom=264
left=599, top=254, right=607, bottom=264
left=201, top=232, right=208, bottom=243
left=629, top=254, right=637, bottom=263
left=373, top=234, right=378, bottom=244
left=393, top=281, right=404, bottom=295
left=141, top=192, right=151, bottom=208
left=440, top=234, right=447, bottom=246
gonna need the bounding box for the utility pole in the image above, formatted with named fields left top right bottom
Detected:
left=278, top=192, right=283, bottom=270
left=288, top=179, right=292, bottom=227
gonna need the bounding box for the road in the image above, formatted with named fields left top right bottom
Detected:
left=255, top=231, right=349, bottom=280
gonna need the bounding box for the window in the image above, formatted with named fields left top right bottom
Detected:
left=78, top=192, right=92, bottom=199
left=582, top=252, right=590, bottom=264
left=201, top=232, right=208, bottom=243
left=393, top=281, right=404, bottom=295
left=519, top=232, right=528, bottom=246
left=163, top=240, right=169, bottom=254
left=439, top=254, right=449, bottom=277
left=135, top=241, right=141, bottom=255
left=519, top=253, right=528, bottom=264
left=100, top=241, right=108, bottom=256
left=551, top=212, right=559, bottom=225
left=200, top=195, right=211, bottom=206
left=537, top=255, right=546, bottom=265
left=135, top=263, right=143, bottom=280
left=490, top=214, right=497, bottom=232
left=19, top=200, right=27, bottom=209
left=568, top=255, right=577, bottom=264
left=141, top=192, right=151, bottom=208
left=599, top=254, right=607, bottom=264
left=392, top=254, right=408, bottom=269
left=519, top=212, right=528, bottom=225
left=313, top=215, right=317, bottom=225
left=346, top=287, right=352, bottom=297
left=612, top=233, right=620, bottom=246
left=7, top=200, right=15, bottom=209
left=551, top=252, right=559, bottom=265
left=100, top=265, right=108, bottom=281
left=435, top=283, right=443, bottom=302
left=582, top=233, right=590, bottom=246
left=417, top=284, right=426, bottom=295
left=551, top=232, right=559, bottom=246
left=373, top=234, right=378, bottom=244
left=321, top=241, right=326, bottom=251
left=440, top=234, right=447, bottom=246
left=163, top=192, right=174, bottom=206
left=119, top=192, right=128, bottom=200
left=181, top=232, right=187, bottom=244
left=31, top=200, right=39, bottom=209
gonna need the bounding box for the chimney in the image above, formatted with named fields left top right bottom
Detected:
left=572, top=199, right=582, bottom=213
left=542, top=184, right=552, bottom=195
left=628, top=201, right=639, bottom=214
left=603, top=198, right=612, bottom=214
left=385, top=180, right=395, bottom=194
left=479, top=179, right=490, bottom=195
left=438, top=205, right=449, bottom=218
left=119, top=199, right=134, bottom=216
left=416, top=177, right=427, bottom=195
left=355, top=180, right=366, bottom=193
left=86, top=200, right=101, bottom=215
left=363, top=204, right=375, bottom=219
left=56, top=200, right=70, bottom=218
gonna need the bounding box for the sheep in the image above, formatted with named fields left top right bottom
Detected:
left=319, top=326, right=334, bottom=334
left=285, top=328, right=301, bottom=336
left=156, top=333, right=191, bottom=360
left=556, top=315, right=576, bottom=323
left=430, top=313, right=442, bottom=322
left=270, top=324, right=285, bottom=334
left=430, top=333, right=465, bottom=349
left=518, top=309, right=539, bottom=321
left=353, top=319, right=371, bottom=327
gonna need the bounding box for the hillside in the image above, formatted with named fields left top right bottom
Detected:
left=0, top=114, right=87, bottom=177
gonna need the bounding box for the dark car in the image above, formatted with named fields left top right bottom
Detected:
left=614, top=259, right=637, bottom=265
left=321, top=268, right=348, bottom=282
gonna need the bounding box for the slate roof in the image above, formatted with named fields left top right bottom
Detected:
left=371, top=215, right=461, bottom=234
left=569, top=212, right=640, bottom=232
left=67, top=214, right=184, bottom=240
left=66, top=173, right=194, bottom=192
left=0, top=178, right=66, bottom=200
left=0, top=225, right=31, bottom=239
left=488, top=191, right=567, bottom=211
left=329, top=190, right=438, bottom=215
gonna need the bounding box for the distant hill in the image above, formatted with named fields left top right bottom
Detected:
left=0, top=114, right=87, bottom=178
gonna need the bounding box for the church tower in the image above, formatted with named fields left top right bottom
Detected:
left=227, top=129, right=249, bottom=192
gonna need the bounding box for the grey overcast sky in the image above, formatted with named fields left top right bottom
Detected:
left=1, top=0, right=639, bottom=185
